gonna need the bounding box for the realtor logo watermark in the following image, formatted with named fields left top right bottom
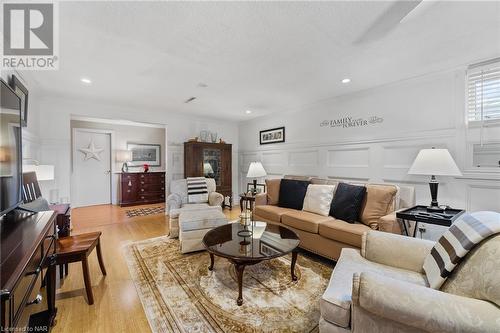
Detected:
left=1, top=2, right=59, bottom=70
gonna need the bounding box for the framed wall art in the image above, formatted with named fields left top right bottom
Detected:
left=127, top=143, right=161, bottom=166
left=260, top=127, right=285, bottom=145
left=9, top=75, right=28, bottom=127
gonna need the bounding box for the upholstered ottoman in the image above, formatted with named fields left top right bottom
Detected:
left=178, top=209, right=228, bottom=253
left=169, top=204, right=222, bottom=238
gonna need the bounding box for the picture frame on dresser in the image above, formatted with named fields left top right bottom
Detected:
left=127, top=143, right=161, bottom=166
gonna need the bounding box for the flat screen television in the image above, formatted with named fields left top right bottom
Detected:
left=0, top=78, right=22, bottom=216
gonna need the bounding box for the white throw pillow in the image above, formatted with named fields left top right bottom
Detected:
left=302, top=184, right=336, bottom=216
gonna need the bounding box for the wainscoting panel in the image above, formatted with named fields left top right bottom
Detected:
left=238, top=131, right=500, bottom=230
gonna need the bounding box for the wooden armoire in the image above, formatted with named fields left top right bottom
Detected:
left=184, top=141, right=232, bottom=208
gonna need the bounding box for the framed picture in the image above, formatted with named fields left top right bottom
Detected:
left=247, top=183, right=266, bottom=194
left=127, top=143, right=161, bottom=166
left=260, top=127, right=285, bottom=145
left=9, top=75, right=28, bottom=127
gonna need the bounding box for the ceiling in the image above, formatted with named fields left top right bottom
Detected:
left=23, top=1, right=500, bottom=121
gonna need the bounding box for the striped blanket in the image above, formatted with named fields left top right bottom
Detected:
left=423, top=211, right=500, bottom=289
left=186, top=177, right=208, bottom=203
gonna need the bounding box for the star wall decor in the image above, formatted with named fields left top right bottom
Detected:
left=79, top=140, right=104, bottom=161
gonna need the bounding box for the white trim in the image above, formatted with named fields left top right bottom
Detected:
left=71, top=115, right=166, bottom=128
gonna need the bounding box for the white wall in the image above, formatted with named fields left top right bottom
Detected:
left=238, top=69, right=500, bottom=240
left=37, top=96, right=239, bottom=204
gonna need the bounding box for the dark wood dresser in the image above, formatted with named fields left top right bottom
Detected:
left=1, top=210, right=57, bottom=331
left=184, top=141, right=232, bottom=208
left=119, top=172, right=166, bottom=206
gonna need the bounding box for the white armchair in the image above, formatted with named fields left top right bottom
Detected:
left=320, top=221, right=500, bottom=333
left=166, top=178, right=224, bottom=237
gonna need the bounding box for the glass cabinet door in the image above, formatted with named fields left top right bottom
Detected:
left=203, top=148, right=221, bottom=186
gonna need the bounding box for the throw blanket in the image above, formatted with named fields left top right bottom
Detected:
left=186, top=177, right=208, bottom=203
left=423, top=211, right=500, bottom=289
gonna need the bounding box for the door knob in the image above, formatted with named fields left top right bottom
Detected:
left=105, top=170, right=111, bottom=174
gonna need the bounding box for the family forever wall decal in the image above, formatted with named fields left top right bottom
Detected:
left=320, top=116, right=384, bottom=128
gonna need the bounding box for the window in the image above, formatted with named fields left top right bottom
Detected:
left=467, top=59, right=500, bottom=122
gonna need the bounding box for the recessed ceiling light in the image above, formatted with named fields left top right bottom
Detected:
left=197, top=82, right=208, bottom=88
left=245, top=110, right=252, bottom=114
left=341, top=78, right=351, bottom=84
left=81, top=78, right=92, bottom=84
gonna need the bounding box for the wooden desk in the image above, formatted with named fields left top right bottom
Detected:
left=1, top=210, right=57, bottom=331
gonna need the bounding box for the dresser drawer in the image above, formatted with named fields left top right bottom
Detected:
left=138, top=183, right=165, bottom=192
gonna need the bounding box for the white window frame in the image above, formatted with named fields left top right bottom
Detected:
left=466, top=58, right=500, bottom=127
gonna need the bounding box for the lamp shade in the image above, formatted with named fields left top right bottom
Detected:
left=23, top=164, right=55, bottom=181
left=203, top=162, right=214, bottom=174
left=408, top=148, right=462, bottom=176
left=247, top=162, right=267, bottom=178
left=116, top=150, right=132, bottom=162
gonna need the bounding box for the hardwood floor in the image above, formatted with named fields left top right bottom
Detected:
left=51, top=204, right=240, bottom=333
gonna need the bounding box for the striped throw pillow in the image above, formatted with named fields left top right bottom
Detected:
left=423, top=211, right=500, bottom=289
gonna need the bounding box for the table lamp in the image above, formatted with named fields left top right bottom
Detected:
left=408, top=147, right=462, bottom=212
left=246, top=162, right=266, bottom=195
left=116, top=150, right=132, bottom=172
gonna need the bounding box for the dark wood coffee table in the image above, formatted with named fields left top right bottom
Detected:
left=203, top=221, right=300, bottom=306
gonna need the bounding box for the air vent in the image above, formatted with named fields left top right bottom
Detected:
left=184, top=97, right=196, bottom=104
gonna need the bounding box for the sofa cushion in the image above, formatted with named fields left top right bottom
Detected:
left=360, top=184, right=398, bottom=227
left=302, top=184, right=336, bottom=216
left=265, top=178, right=281, bottom=205
left=281, top=211, right=334, bottom=234
left=254, top=205, right=296, bottom=222
left=319, top=219, right=371, bottom=247
left=330, top=183, right=366, bottom=223
left=320, top=248, right=427, bottom=328
left=278, top=179, right=310, bottom=210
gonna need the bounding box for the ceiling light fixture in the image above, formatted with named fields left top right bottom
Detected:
left=341, top=78, right=351, bottom=84
left=81, top=77, right=92, bottom=84
left=245, top=110, right=252, bottom=114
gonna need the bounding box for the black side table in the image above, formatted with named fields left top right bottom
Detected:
left=396, top=205, right=465, bottom=237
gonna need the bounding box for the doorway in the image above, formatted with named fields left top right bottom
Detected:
left=72, top=129, right=112, bottom=207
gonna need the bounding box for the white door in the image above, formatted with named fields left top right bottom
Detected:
left=73, top=130, right=112, bottom=207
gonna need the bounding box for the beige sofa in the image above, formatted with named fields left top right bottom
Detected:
left=320, top=224, right=500, bottom=332
left=254, top=176, right=415, bottom=261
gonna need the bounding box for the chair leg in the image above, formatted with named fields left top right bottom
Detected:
left=59, top=264, right=64, bottom=279
left=65, top=263, right=69, bottom=276
left=96, top=238, right=107, bottom=276
left=81, top=257, right=94, bottom=305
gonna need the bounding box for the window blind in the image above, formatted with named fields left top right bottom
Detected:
left=467, top=59, right=500, bottom=122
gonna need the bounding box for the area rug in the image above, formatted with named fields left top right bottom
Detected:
left=124, top=236, right=333, bottom=333
left=126, top=206, right=165, bottom=218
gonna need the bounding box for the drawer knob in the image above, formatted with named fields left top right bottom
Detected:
left=27, top=294, right=43, bottom=306
left=141, top=189, right=144, bottom=192
left=128, top=181, right=132, bottom=186
left=26, top=267, right=41, bottom=276
left=141, top=196, right=144, bottom=199
left=127, top=190, right=131, bottom=193
left=141, top=182, right=144, bottom=184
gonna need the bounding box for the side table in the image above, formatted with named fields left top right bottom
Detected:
left=49, top=203, right=71, bottom=277
left=239, top=193, right=256, bottom=212
left=396, top=205, right=465, bottom=237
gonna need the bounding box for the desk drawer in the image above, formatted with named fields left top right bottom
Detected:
left=11, top=246, right=43, bottom=325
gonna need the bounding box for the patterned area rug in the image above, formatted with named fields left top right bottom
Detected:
left=124, top=236, right=333, bottom=333
left=126, top=206, right=165, bottom=217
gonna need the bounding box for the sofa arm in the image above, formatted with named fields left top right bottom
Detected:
left=352, top=272, right=500, bottom=333
left=378, top=208, right=408, bottom=234
left=255, top=193, right=267, bottom=206
left=166, top=193, right=182, bottom=213
left=361, top=230, right=434, bottom=273
left=208, top=192, right=224, bottom=207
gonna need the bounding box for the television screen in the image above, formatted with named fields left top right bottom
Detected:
left=0, top=78, right=22, bottom=216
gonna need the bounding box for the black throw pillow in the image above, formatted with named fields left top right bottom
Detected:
left=330, top=182, right=367, bottom=223
left=278, top=179, right=310, bottom=210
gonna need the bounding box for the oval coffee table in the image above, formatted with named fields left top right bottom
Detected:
left=202, top=221, right=300, bottom=306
